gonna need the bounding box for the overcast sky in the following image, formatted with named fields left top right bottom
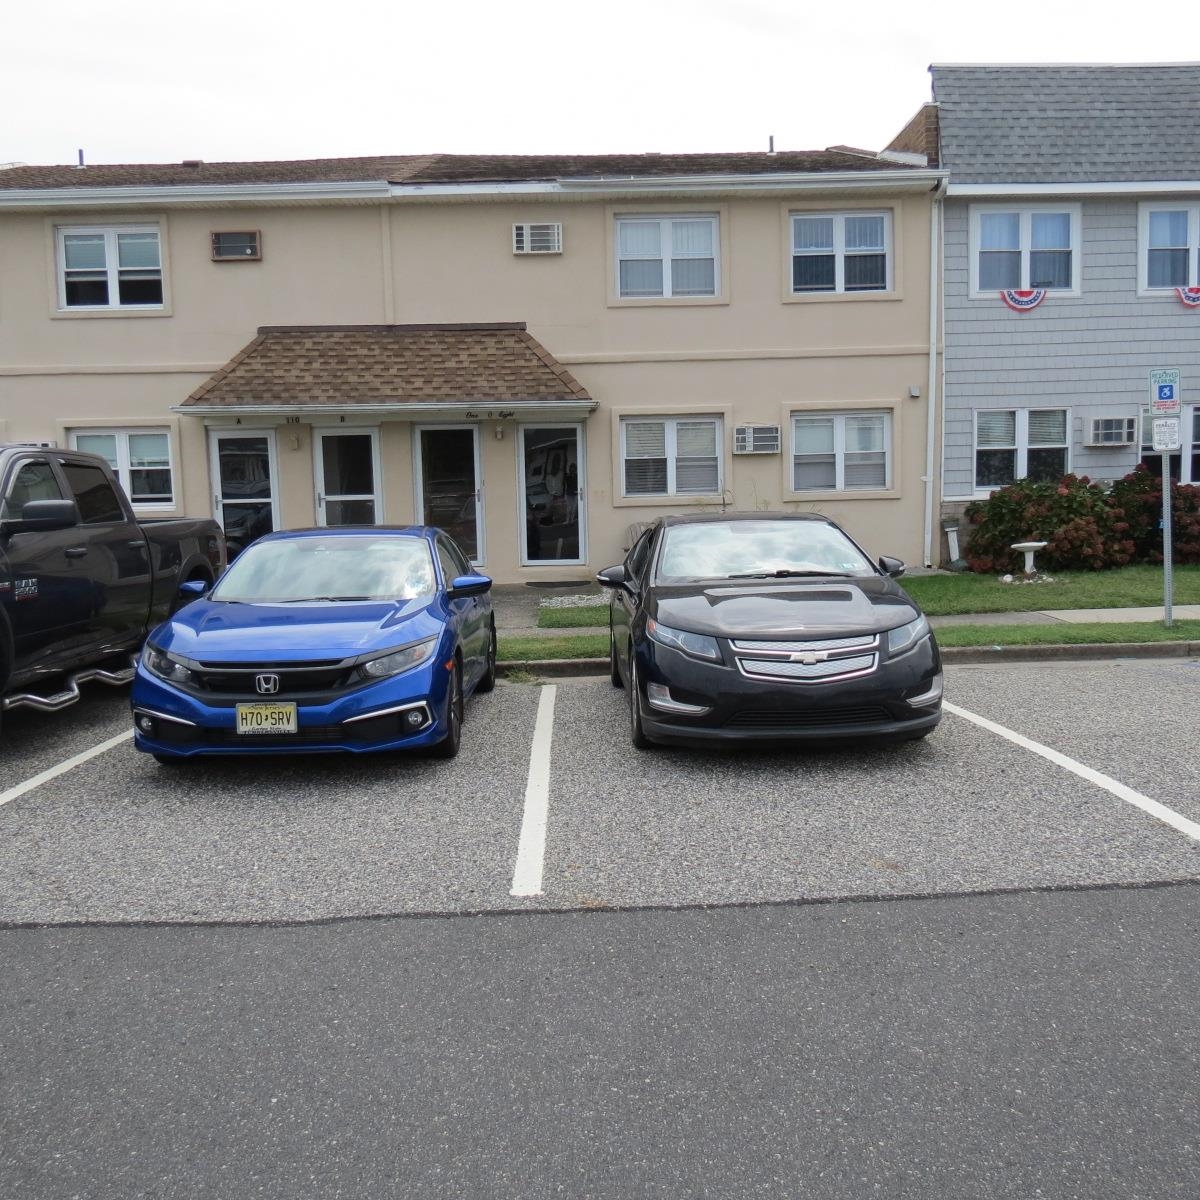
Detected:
left=4, top=0, right=1196, bottom=167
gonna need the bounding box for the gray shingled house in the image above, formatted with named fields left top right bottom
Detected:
left=890, top=63, right=1200, bottom=547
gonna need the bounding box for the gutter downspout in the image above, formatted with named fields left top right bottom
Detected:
left=923, top=176, right=947, bottom=567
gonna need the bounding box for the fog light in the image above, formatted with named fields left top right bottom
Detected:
left=137, top=715, right=154, bottom=734
left=646, top=682, right=711, bottom=716
left=405, top=708, right=426, bottom=728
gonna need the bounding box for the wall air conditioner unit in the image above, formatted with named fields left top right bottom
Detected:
left=512, top=223, right=563, bottom=255
left=733, top=424, right=781, bottom=454
left=1085, top=417, right=1137, bottom=447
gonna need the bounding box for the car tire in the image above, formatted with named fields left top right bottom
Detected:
left=609, top=625, right=623, bottom=688
left=475, top=622, right=497, bottom=693
left=628, top=655, right=653, bottom=750
left=430, top=660, right=463, bottom=759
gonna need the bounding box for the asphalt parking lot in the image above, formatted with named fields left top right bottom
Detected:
left=2, top=657, right=1199, bottom=926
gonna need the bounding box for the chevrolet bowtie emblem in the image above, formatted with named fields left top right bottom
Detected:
left=792, top=652, right=823, bottom=665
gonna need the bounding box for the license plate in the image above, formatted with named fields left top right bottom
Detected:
left=235, top=702, right=297, bottom=735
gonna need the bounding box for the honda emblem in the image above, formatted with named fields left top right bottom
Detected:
left=255, top=673, right=281, bottom=695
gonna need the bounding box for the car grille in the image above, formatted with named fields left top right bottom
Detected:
left=190, top=659, right=358, bottom=696
left=724, top=705, right=891, bottom=729
left=730, top=634, right=880, bottom=684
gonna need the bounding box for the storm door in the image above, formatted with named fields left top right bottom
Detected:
left=415, top=426, right=481, bottom=562
left=519, top=424, right=584, bottom=565
left=315, top=429, right=381, bottom=526
left=208, top=430, right=278, bottom=556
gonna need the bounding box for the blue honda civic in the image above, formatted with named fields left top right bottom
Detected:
left=131, top=527, right=495, bottom=762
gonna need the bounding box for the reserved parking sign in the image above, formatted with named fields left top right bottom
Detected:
left=1150, top=368, right=1182, bottom=415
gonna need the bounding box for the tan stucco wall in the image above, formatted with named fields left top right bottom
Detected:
left=0, top=189, right=941, bottom=582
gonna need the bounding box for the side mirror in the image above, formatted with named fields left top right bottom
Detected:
left=448, top=572, right=492, bottom=599
left=178, top=579, right=210, bottom=600
left=879, top=556, right=906, bottom=579
left=595, top=564, right=627, bottom=588
left=1, top=498, right=79, bottom=534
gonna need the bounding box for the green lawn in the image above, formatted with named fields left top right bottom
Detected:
left=900, top=566, right=1199, bottom=615
left=538, top=605, right=609, bottom=628
left=499, top=634, right=608, bottom=661
left=534, top=566, right=1198, bottom=626
left=934, top=620, right=1200, bottom=647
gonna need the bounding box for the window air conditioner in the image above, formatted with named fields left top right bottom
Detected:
left=1085, top=417, right=1137, bottom=447
left=733, top=424, right=781, bottom=454
left=512, top=223, right=563, bottom=254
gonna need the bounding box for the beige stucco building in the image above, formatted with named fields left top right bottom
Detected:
left=0, top=151, right=947, bottom=581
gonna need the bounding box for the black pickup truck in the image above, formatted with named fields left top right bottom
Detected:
left=0, top=445, right=224, bottom=726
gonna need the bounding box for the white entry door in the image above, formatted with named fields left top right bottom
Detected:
left=314, top=429, right=382, bottom=526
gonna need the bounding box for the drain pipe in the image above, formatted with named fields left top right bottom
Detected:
left=922, top=175, right=948, bottom=567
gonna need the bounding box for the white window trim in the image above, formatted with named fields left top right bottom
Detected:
left=69, top=426, right=175, bottom=511
left=1137, top=202, right=1200, bottom=295
left=968, top=204, right=1082, bottom=298
left=55, top=223, right=165, bottom=312
left=789, top=410, right=893, bottom=493
left=1141, top=404, right=1199, bottom=486
left=789, top=210, right=893, bottom=295
left=614, top=214, right=720, bottom=300
left=972, top=407, right=1071, bottom=494
left=619, top=415, right=724, bottom=499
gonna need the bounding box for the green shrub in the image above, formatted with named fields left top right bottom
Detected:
left=963, top=474, right=1134, bottom=572
left=1107, top=467, right=1200, bottom=565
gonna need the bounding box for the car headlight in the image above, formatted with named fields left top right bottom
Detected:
left=887, top=614, right=931, bottom=658
left=141, top=643, right=196, bottom=686
left=646, top=618, right=721, bottom=662
left=360, top=638, right=438, bottom=680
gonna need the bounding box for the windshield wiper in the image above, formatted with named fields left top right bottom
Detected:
left=726, top=570, right=850, bottom=579
left=299, top=595, right=376, bottom=602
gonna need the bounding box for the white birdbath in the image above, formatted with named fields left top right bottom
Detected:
left=1011, top=540, right=1047, bottom=576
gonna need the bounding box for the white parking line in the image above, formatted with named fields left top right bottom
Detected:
left=0, top=729, right=134, bottom=810
left=944, top=700, right=1200, bottom=843
left=510, top=684, right=557, bottom=897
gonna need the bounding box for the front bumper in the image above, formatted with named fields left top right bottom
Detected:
left=130, top=660, right=454, bottom=758
left=635, top=634, right=942, bottom=747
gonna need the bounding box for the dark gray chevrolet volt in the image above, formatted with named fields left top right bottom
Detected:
left=597, top=513, right=942, bottom=749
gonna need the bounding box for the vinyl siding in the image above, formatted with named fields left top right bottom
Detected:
left=942, top=198, right=1200, bottom=497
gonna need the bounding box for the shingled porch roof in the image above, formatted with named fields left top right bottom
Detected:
left=177, top=323, right=595, bottom=418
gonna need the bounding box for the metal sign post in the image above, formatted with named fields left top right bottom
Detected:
left=1150, top=370, right=1183, bottom=630
left=1151, top=416, right=1181, bottom=629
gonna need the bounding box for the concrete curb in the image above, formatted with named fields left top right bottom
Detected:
left=496, top=642, right=1200, bottom=678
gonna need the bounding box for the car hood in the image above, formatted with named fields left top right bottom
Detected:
left=647, top=577, right=920, bottom=639
left=152, top=596, right=445, bottom=663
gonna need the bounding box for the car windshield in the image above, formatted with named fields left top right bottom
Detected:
left=656, top=521, right=875, bottom=582
left=211, top=536, right=437, bottom=603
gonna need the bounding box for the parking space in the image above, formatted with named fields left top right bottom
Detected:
left=0, top=659, right=1197, bottom=926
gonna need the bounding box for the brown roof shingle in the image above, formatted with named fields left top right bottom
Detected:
left=0, top=149, right=925, bottom=191
left=181, top=324, right=593, bottom=409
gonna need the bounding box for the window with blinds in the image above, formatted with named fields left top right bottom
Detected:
left=616, top=216, right=718, bottom=298
left=621, top=417, right=720, bottom=496
left=791, top=212, right=890, bottom=294
left=972, top=207, right=1078, bottom=293
left=792, top=412, right=890, bottom=492
left=974, top=408, right=1068, bottom=489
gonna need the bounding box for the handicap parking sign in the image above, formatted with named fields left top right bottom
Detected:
left=1150, top=369, right=1182, bottom=415
left=1159, top=384, right=1175, bottom=401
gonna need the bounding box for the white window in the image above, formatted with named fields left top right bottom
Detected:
left=616, top=216, right=718, bottom=298
left=792, top=411, right=891, bottom=491
left=970, top=207, right=1079, bottom=294
left=974, top=409, right=1068, bottom=489
left=621, top=417, right=721, bottom=496
left=791, top=212, right=891, bottom=294
left=1139, top=205, right=1200, bottom=291
left=57, top=225, right=163, bottom=309
left=70, top=428, right=174, bottom=506
left=1141, top=406, right=1200, bottom=484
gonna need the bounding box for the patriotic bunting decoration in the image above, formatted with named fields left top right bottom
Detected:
left=1176, top=287, right=1200, bottom=308
left=1000, top=289, right=1047, bottom=312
